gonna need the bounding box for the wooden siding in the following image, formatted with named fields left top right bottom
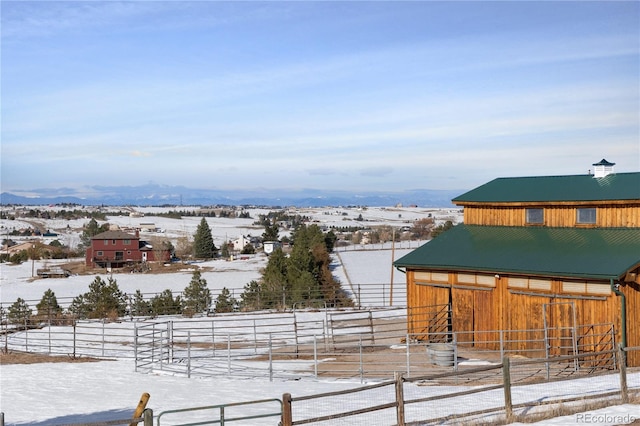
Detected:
left=462, top=204, right=640, bottom=227
left=406, top=270, right=640, bottom=366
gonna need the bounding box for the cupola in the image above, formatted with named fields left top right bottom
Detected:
left=592, top=159, right=615, bottom=178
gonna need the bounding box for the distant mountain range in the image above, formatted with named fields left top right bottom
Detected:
left=0, top=184, right=464, bottom=208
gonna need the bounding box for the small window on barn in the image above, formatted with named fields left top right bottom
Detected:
left=112, top=239, right=116, bottom=244
left=104, top=240, right=108, bottom=245
left=526, top=208, right=544, bottom=224
left=96, top=251, right=103, bottom=256
left=414, top=271, right=449, bottom=285
left=456, top=273, right=495, bottom=287
left=562, top=281, right=612, bottom=296
left=577, top=208, right=596, bottom=224
left=508, top=277, right=552, bottom=292
left=124, top=239, right=131, bottom=245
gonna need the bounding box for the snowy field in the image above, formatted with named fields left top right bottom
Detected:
left=1, top=207, right=639, bottom=425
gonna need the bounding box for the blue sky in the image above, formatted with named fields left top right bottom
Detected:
left=1, top=1, right=639, bottom=197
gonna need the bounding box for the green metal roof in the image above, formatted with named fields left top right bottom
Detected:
left=394, top=225, right=640, bottom=280
left=452, top=172, right=640, bottom=204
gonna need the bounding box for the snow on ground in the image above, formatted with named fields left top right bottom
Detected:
left=1, top=207, right=639, bottom=425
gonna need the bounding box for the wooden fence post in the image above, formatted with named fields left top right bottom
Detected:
left=618, top=345, right=629, bottom=404
left=130, top=392, right=150, bottom=426
left=282, top=393, right=292, bottom=426
left=502, top=357, right=514, bottom=423
left=395, top=372, right=405, bottom=426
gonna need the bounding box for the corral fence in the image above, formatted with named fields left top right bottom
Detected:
left=1, top=305, right=620, bottom=382
left=280, top=346, right=640, bottom=426
left=132, top=305, right=618, bottom=382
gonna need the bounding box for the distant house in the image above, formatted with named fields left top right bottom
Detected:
left=85, top=230, right=171, bottom=268
left=232, top=235, right=253, bottom=252
left=395, top=160, right=640, bottom=366
left=139, top=223, right=158, bottom=232
left=2, top=241, right=39, bottom=256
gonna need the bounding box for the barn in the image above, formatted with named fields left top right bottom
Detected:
left=394, top=160, right=640, bottom=366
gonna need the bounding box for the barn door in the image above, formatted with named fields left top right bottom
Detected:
left=543, top=302, right=577, bottom=358
left=452, top=288, right=474, bottom=344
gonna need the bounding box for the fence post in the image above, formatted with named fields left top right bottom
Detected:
left=406, top=334, right=411, bottom=377
left=395, top=372, right=405, bottom=426
left=73, top=321, right=77, bottom=359
left=313, top=335, right=318, bottom=378
left=268, top=333, right=273, bottom=382
left=253, top=319, right=258, bottom=355
left=143, top=408, right=153, bottom=426
left=24, top=317, right=28, bottom=352
left=282, top=393, right=292, bottom=426
left=227, top=333, right=231, bottom=374
left=102, top=319, right=106, bottom=357
left=368, top=311, right=375, bottom=344
left=618, top=345, right=629, bottom=403
left=134, top=324, right=138, bottom=372
left=187, top=331, right=191, bottom=379
left=359, top=335, right=364, bottom=383
left=211, top=321, right=216, bottom=357
left=502, top=357, right=514, bottom=423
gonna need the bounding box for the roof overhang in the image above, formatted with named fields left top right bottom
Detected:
left=394, top=225, right=640, bottom=282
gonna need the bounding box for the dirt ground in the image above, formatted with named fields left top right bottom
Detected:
left=0, top=350, right=103, bottom=365
left=61, top=260, right=204, bottom=276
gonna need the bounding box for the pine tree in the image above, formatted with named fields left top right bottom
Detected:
left=193, top=218, right=217, bottom=259
left=183, top=270, right=212, bottom=315
left=79, top=218, right=109, bottom=249
left=8, top=298, right=31, bottom=329
left=150, top=290, right=183, bottom=316
left=262, top=221, right=279, bottom=241
left=261, top=248, right=288, bottom=308
left=36, top=288, right=62, bottom=320
left=131, top=289, right=152, bottom=316
left=239, top=280, right=262, bottom=311
left=214, top=287, right=237, bottom=313
left=70, top=276, right=127, bottom=319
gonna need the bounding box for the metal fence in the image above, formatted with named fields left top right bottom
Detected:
left=1, top=306, right=619, bottom=382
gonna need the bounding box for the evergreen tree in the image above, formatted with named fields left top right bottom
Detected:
left=183, top=270, right=212, bottom=315
left=241, top=244, right=256, bottom=254
left=239, top=280, right=262, bottom=311
left=131, top=290, right=152, bottom=316
left=8, top=298, right=31, bottom=328
left=213, top=287, right=237, bottom=313
left=70, top=276, right=127, bottom=319
left=261, top=248, right=288, bottom=308
left=221, top=242, right=230, bottom=259
left=79, top=218, right=109, bottom=249
left=149, top=290, right=183, bottom=316
left=431, top=220, right=454, bottom=239
left=262, top=221, right=279, bottom=242
left=36, top=288, right=62, bottom=320
left=193, top=218, right=217, bottom=259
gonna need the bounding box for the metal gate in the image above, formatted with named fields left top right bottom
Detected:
left=135, top=321, right=172, bottom=373
left=156, top=399, right=282, bottom=425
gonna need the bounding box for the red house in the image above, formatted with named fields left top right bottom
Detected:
left=85, top=230, right=171, bottom=268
